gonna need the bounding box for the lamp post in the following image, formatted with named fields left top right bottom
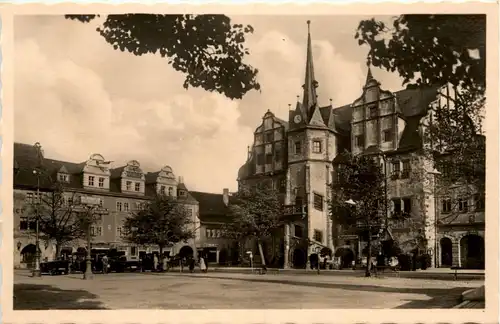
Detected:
left=427, top=168, right=441, bottom=268
left=75, top=196, right=108, bottom=280
left=346, top=199, right=373, bottom=277
left=31, top=168, right=42, bottom=277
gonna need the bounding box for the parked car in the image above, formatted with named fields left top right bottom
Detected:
left=40, top=260, right=70, bottom=275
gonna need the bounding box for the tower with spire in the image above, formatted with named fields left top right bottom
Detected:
left=285, top=20, right=338, bottom=268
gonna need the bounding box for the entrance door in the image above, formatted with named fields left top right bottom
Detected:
left=460, top=234, right=485, bottom=269
left=440, top=238, right=453, bottom=267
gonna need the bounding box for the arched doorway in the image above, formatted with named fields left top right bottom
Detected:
left=292, top=248, right=306, bottom=268
left=460, top=234, right=485, bottom=269
left=20, top=244, right=37, bottom=269
left=179, top=245, right=194, bottom=258
left=218, top=248, right=228, bottom=265
left=335, top=247, right=355, bottom=269
left=309, top=253, right=319, bottom=269
left=440, top=237, right=453, bottom=267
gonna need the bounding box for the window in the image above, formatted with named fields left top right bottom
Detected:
left=392, top=199, right=402, bottom=214
left=313, top=230, right=323, bottom=244
left=295, top=141, right=302, bottom=154
left=391, top=162, right=401, bottom=179
left=179, top=190, right=187, bottom=197
left=98, top=177, right=105, bottom=188
left=355, top=135, right=364, bottom=148
left=126, top=181, right=132, bottom=191
left=474, top=194, right=485, bottom=211
left=275, top=149, right=282, bottom=161
left=257, top=153, right=265, bottom=165
left=402, top=160, right=411, bottom=179
left=265, top=131, right=273, bottom=143
left=279, top=179, right=286, bottom=193
left=313, top=193, right=324, bottom=211
left=383, top=130, right=392, bottom=142
left=19, top=217, right=36, bottom=231
left=131, top=246, right=137, bottom=256
left=91, top=226, right=102, bottom=236
left=134, top=182, right=141, bottom=192
left=369, top=105, right=377, bottom=118
left=206, top=228, right=212, bottom=238
left=124, top=202, right=129, bottom=212
left=458, top=198, right=468, bottom=212
left=116, top=202, right=122, bottom=212
left=312, top=140, right=322, bottom=153
left=402, top=197, right=412, bottom=215
left=135, top=202, right=142, bottom=210
left=58, top=174, right=69, bottom=182
left=440, top=162, right=451, bottom=178
left=168, top=187, right=173, bottom=196
left=294, top=225, right=304, bottom=238
left=88, top=176, right=95, bottom=186
left=160, top=186, right=166, bottom=195
left=295, top=196, right=303, bottom=207
left=116, top=226, right=125, bottom=237
left=442, top=198, right=452, bottom=213
left=265, top=153, right=273, bottom=165
left=25, top=192, right=34, bottom=204
left=98, top=198, right=103, bottom=207
left=67, top=197, right=73, bottom=206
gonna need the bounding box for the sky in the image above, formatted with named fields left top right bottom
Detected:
left=14, top=15, right=405, bottom=193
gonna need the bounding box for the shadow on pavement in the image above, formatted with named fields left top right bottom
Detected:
left=14, top=283, right=107, bottom=310
left=174, top=273, right=468, bottom=309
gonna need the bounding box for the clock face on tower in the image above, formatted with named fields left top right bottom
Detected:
left=294, top=114, right=302, bottom=124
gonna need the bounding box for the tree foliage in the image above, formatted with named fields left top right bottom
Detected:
left=33, top=183, right=85, bottom=257
left=355, top=15, right=486, bottom=92
left=224, top=186, right=284, bottom=267
left=330, top=152, right=386, bottom=230
left=65, top=14, right=260, bottom=100
left=123, top=194, right=195, bottom=254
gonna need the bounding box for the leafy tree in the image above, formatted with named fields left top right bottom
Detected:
left=224, top=185, right=284, bottom=270
left=65, top=14, right=260, bottom=100
left=30, top=183, right=84, bottom=259
left=330, top=152, right=386, bottom=277
left=355, top=15, right=485, bottom=92
left=122, top=193, right=195, bottom=258
left=356, top=14, right=486, bottom=202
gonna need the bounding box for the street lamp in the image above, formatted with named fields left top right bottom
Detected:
left=75, top=196, right=108, bottom=280
left=345, top=199, right=374, bottom=277
left=31, top=168, right=42, bottom=277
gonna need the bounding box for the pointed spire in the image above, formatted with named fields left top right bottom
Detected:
left=301, top=20, right=318, bottom=120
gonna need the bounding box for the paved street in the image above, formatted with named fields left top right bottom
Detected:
left=14, top=270, right=483, bottom=309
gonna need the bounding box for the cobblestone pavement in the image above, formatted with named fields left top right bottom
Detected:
left=14, top=270, right=483, bottom=310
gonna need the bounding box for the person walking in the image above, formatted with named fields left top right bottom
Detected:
left=102, top=255, right=109, bottom=274
left=189, top=257, right=195, bottom=273
left=153, top=254, right=159, bottom=272
left=200, top=256, right=207, bottom=273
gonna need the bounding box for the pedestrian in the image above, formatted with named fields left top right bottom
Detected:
left=153, top=254, right=159, bottom=272
left=189, top=257, right=195, bottom=273
left=102, top=255, right=109, bottom=274
left=200, top=256, right=207, bottom=273
left=162, top=254, right=168, bottom=272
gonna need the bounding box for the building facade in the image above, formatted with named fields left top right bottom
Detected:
left=237, top=21, right=485, bottom=269
left=13, top=142, right=201, bottom=269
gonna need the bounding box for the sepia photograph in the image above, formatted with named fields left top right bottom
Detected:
left=5, top=7, right=495, bottom=317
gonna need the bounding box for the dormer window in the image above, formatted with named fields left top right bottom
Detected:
left=58, top=173, right=69, bottom=183
left=126, top=181, right=132, bottom=191
left=179, top=190, right=187, bottom=197
left=98, top=177, right=105, bottom=188
left=160, top=185, right=166, bottom=195
left=134, top=182, right=140, bottom=192
left=88, top=176, right=95, bottom=186
left=168, top=187, right=173, bottom=196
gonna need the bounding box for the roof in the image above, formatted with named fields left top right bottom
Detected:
left=189, top=191, right=234, bottom=223
left=13, top=142, right=201, bottom=203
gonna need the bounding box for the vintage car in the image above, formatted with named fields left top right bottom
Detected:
left=40, top=260, right=70, bottom=275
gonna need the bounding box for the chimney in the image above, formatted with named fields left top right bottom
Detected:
left=178, top=176, right=184, bottom=183
left=223, top=188, right=229, bottom=206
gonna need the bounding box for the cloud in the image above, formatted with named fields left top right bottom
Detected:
left=14, top=15, right=405, bottom=193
